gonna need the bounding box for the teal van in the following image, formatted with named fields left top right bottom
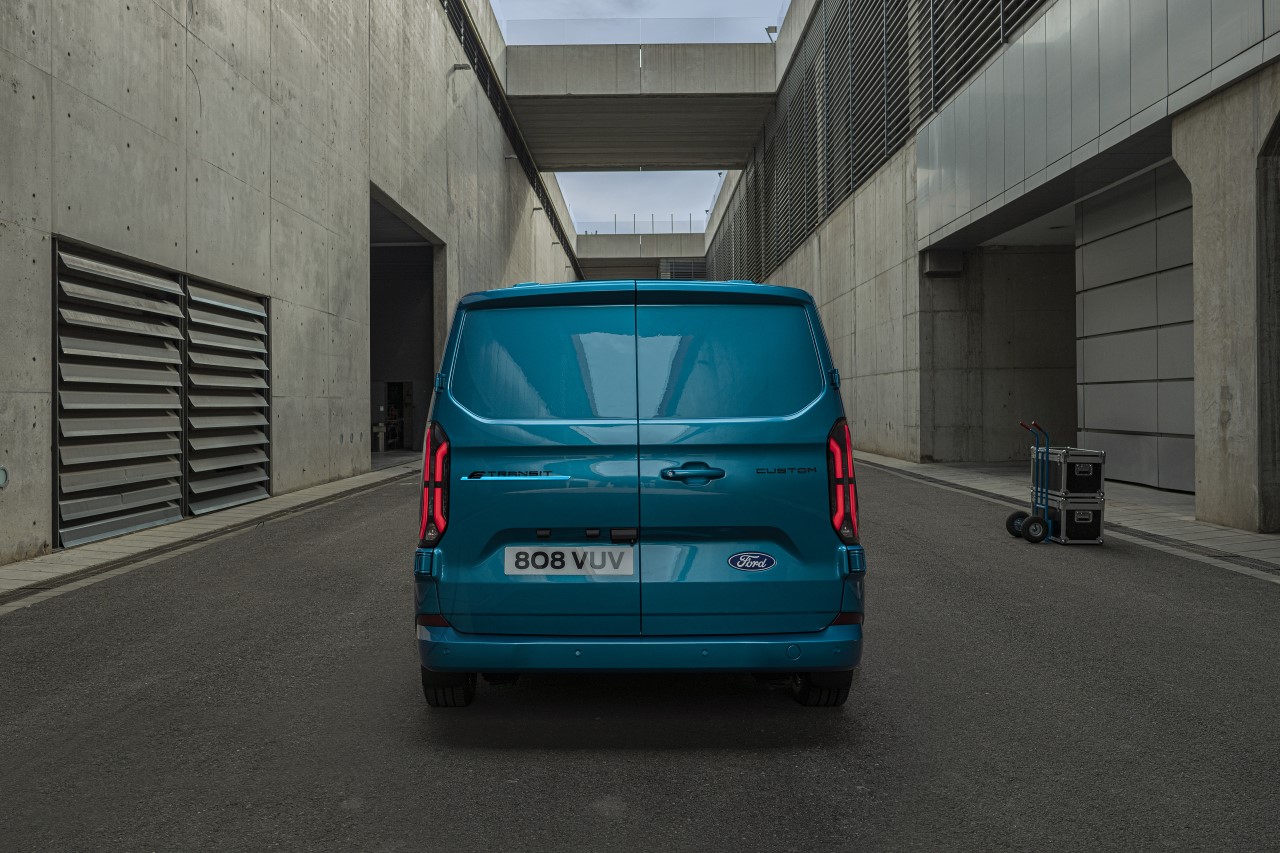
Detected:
left=412, top=280, right=866, bottom=707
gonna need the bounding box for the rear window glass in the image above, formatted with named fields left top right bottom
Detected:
left=451, top=305, right=636, bottom=420
left=637, top=304, right=823, bottom=419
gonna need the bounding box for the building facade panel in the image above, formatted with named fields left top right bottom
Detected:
left=917, top=0, right=1273, bottom=249
left=1024, top=15, right=1050, bottom=177
left=1099, top=0, right=1133, bottom=132
left=1130, top=0, right=1169, bottom=112
left=1075, top=164, right=1194, bottom=491
left=705, top=0, right=1278, bottom=527
left=1071, top=0, right=1103, bottom=148
left=1168, top=0, right=1215, bottom=91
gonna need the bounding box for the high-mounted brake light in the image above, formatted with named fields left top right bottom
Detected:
left=419, top=422, right=450, bottom=547
left=826, top=418, right=860, bottom=545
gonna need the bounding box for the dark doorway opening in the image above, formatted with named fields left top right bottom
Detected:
left=370, top=196, right=434, bottom=463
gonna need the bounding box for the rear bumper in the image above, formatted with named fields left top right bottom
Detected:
left=417, top=624, right=862, bottom=673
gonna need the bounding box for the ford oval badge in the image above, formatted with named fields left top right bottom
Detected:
left=727, top=552, right=776, bottom=572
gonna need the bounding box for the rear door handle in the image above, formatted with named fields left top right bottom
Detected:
left=661, top=466, right=726, bottom=482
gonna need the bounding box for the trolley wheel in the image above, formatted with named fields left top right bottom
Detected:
left=1022, top=516, right=1049, bottom=544
left=1005, top=511, right=1029, bottom=537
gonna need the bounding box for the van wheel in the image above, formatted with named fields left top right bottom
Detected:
left=1022, top=516, right=1049, bottom=544
left=791, top=670, right=852, bottom=707
left=421, top=668, right=476, bottom=707
left=1006, top=511, right=1028, bottom=537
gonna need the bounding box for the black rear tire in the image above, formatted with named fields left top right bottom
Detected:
left=1022, top=515, right=1049, bottom=544
left=421, top=668, right=476, bottom=707
left=791, top=670, right=853, bottom=707
left=1006, top=511, right=1029, bottom=537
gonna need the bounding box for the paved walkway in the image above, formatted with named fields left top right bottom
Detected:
left=371, top=449, right=422, bottom=470
left=0, top=462, right=419, bottom=606
left=855, top=451, right=1280, bottom=573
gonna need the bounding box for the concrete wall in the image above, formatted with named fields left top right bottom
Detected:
left=760, top=142, right=1076, bottom=465
left=705, top=170, right=742, bottom=254
left=576, top=233, right=705, bottom=260
left=766, top=146, right=922, bottom=461
left=505, top=43, right=774, bottom=96
left=504, top=43, right=775, bottom=169
left=0, top=0, right=573, bottom=565
left=773, top=0, right=818, bottom=85
left=1075, top=164, right=1195, bottom=491
left=920, top=248, right=1077, bottom=463
left=1172, top=62, right=1280, bottom=530
left=576, top=233, right=707, bottom=281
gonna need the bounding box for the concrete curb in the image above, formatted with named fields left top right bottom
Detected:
left=0, top=465, right=418, bottom=606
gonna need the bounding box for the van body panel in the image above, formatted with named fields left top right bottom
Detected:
left=431, top=284, right=642, bottom=636
left=420, top=280, right=864, bottom=668
left=417, top=623, right=862, bottom=672
left=633, top=285, right=845, bottom=634
left=431, top=420, right=641, bottom=636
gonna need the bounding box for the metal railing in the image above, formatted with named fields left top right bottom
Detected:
left=708, top=0, right=1048, bottom=282
left=502, top=16, right=785, bottom=45
left=576, top=215, right=708, bottom=235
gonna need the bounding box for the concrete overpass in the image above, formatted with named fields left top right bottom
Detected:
left=575, top=233, right=707, bottom=280
left=505, top=44, right=775, bottom=170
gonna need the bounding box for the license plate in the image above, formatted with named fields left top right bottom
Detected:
left=503, top=546, right=634, bottom=576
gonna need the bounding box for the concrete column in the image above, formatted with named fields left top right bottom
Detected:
left=1260, top=111, right=1280, bottom=533
left=1172, top=64, right=1280, bottom=531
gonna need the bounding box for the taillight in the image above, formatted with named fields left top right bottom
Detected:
left=826, top=418, right=859, bottom=544
left=418, top=422, right=450, bottom=547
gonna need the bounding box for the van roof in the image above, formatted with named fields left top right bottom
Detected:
left=459, top=280, right=816, bottom=309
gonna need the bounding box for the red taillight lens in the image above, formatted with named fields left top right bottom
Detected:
left=827, top=436, right=845, bottom=530
left=831, top=611, right=864, bottom=625
left=418, top=422, right=450, bottom=547
left=416, top=613, right=451, bottom=627
left=827, top=418, right=859, bottom=545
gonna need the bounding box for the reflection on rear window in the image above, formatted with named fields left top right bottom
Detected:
left=638, top=304, right=822, bottom=419
left=451, top=306, right=636, bottom=419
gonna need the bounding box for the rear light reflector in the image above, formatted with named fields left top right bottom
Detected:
left=416, top=613, right=451, bottom=627
left=826, top=418, right=860, bottom=545
left=418, top=422, right=450, bottom=547
left=832, top=611, right=864, bottom=625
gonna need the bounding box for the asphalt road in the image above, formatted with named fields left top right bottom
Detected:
left=2, top=466, right=1279, bottom=853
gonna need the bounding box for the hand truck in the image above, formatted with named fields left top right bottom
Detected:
left=1005, top=421, right=1052, bottom=544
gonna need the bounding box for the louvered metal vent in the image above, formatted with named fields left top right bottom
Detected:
left=185, top=282, right=271, bottom=515
left=54, top=247, right=273, bottom=547
left=658, top=258, right=708, bottom=280
left=708, top=0, right=1049, bottom=282
left=55, top=252, right=185, bottom=546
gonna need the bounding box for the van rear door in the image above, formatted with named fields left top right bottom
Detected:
left=433, top=283, right=640, bottom=636
left=635, top=282, right=845, bottom=636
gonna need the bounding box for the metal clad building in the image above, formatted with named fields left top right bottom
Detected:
left=707, top=0, right=1280, bottom=532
